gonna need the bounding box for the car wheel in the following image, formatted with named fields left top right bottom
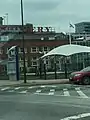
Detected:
left=82, top=76, right=90, bottom=85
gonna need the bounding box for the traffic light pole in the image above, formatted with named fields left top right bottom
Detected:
left=21, top=0, right=27, bottom=83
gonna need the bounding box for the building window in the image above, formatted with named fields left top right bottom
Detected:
left=31, top=47, right=38, bottom=53
left=31, top=61, right=37, bottom=66
left=6, top=47, right=11, bottom=54
left=46, top=61, right=49, bottom=65
left=19, top=56, right=23, bottom=61
left=43, top=46, right=49, bottom=52
left=19, top=48, right=27, bottom=53
left=19, top=56, right=27, bottom=61
left=31, top=56, right=37, bottom=61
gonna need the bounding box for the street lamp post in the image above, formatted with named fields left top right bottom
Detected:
left=20, top=0, right=27, bottom=83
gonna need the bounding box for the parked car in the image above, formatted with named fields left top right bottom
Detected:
left=69, top=66, right=90, bottom=85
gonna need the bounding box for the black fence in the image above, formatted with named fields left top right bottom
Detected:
left=1, top=59, right=90, bottom=80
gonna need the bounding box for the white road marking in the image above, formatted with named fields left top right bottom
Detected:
left=36, top=90, right=41, bottom=93
left=75, top=87, right=88, bottom=98
left=28, top=86, right=33, bottom=89
left=40, top=86, right=46, bottom=88
left=51, top=85, right=56, bottom=88
left=48, top=92, right=54, bottom=95
left=60, top=113, right=90, bottom=120
left=19, top=90, right=27, bottom=94
left=50, top=89, right=55, bottom=92
left=63, top=89, right=70, bottom=96
left=1, top=87, right=10, bottom=91
left=8, top=90, right=14, bottom=92
left=48, top=89, right=55, bottom=95
left=14, top=87, right=21, bottom=90
left=34, top=90, right=42, bottom=94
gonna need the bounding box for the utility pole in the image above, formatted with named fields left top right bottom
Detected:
left=20, top=0, right=27, bottom=83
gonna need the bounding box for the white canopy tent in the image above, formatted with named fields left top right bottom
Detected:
left=41, top=44, right=90, bottom=58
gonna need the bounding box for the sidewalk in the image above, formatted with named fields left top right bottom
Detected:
left=0, top=79, right=69, bottom=87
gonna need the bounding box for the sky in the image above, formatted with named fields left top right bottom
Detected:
left=0, top=0, right=90, bottom=32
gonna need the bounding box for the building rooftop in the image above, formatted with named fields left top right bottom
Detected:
left=75, top=22, right=90, bottom=25
left=8, top=32, right=68, bottom=41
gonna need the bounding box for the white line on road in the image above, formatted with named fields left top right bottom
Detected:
left=50, top=89, right=55, bottom=92
left=34, top=90, right=42, bottom=94
left=14, top=87, right=21, bottom=90
left=8, top=90, right=14, bottom=92
left=19, top=90, right=27, bottom=94
left=1, top=87, right=10, bottom=91
left=40, top=86, right=46, bottom=88
left=48, top=89, right=55, bottom=95
left=36, top=90, right=41, bottom=93
left=51, top=85, right=56, bottom=88
left=60, top=113, right=90, bottom=120
left=28, top=86, right=33, bottom=89
left=75, top=87, right=88, bottom=98
left=63, top=89, right=70, bottom=96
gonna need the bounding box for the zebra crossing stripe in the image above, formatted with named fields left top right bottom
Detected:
left=51, top=86, right=56, bottom=88
left=28, top=87, right=33, bottom=89
left=1, top=87, right=10, bottom=91
left=50, top=89, right=55, bottom=92
left=19, top=90, right=27, bottom=94
left=48, top=89, right=55, bottom=95
left=40, top=86, right=45, bottom=88
left=36, top=90, right=41, bottom=93
left=34, top=90, right=41, bottom=94
left=63, top=88, right=70, bottom=96
left=8, top=90, right=14, bottom=92
left=75, top=87, right=88, bottom=98
left=14, top=87, right=21, bottom=90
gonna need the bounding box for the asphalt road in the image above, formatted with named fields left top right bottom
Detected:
left=0, top=84, right=90, bottom=119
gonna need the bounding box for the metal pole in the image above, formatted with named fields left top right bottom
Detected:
left=69, top=24, right=71, bottom=44
left=39, top=59, right=42, bottom=79
left=44, top=58, right=46, bottom=80
left=20, top=0, right=26, bottom=83
left=64, top=57, right=67, bottom=79
left=69, top=32, right=71, bottom=44
left=54, top=55, right=57, bottom=79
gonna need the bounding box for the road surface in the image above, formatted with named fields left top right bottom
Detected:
left=0, top=84, right=90, bottom=119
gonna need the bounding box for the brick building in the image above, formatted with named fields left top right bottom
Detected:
left=0, top=24, right=69, bottom=73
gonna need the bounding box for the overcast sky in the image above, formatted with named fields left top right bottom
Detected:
left=0, top=0, right=90, bottom=32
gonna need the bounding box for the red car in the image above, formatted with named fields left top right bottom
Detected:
left=69, top=66, right=90, bottom=85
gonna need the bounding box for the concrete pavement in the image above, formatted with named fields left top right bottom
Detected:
left=0, top=79, right=69, bottom=87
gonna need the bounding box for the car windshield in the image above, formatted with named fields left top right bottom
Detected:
left=80, top=67, right=90, bottom=72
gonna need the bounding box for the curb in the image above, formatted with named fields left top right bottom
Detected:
left=0, top=80, right=69, bottom=87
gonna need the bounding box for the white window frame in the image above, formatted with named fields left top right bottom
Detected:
left=43, top=46, right=49, bottom=52
left=31, top=47, right=38, bottom=53
left=19, top=48, right=27, bottom=53
left=31, top=56, right=38, bottom=61
left=31, top=61, right=37, bottom=67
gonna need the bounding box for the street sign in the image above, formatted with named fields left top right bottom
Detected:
left=7, top=46, right=19, bottom=81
